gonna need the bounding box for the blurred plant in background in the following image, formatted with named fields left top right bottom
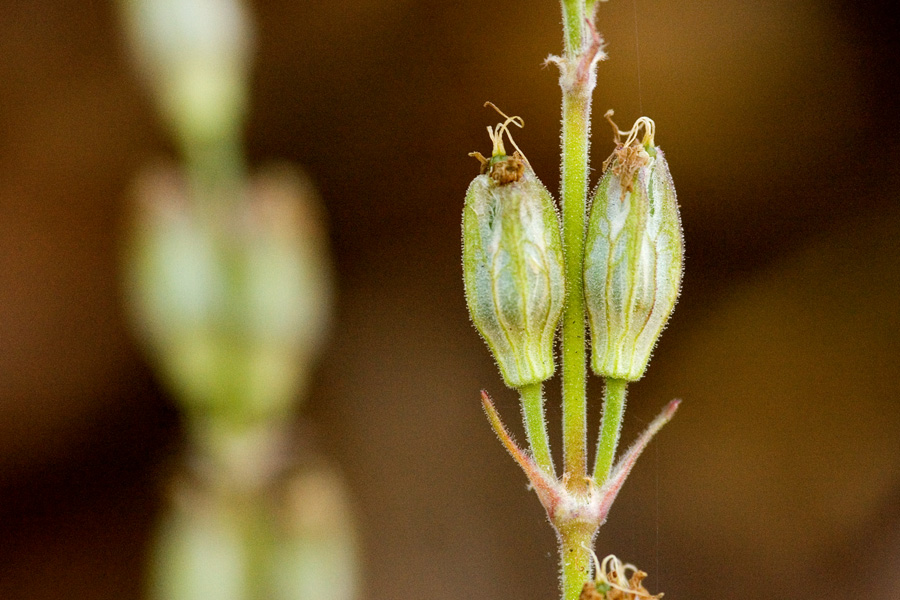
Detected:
left=117, top=1, right=358, bottom=598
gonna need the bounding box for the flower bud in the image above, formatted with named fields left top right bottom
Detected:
left=462, top=106, right=565, bottom=388
left=150, top=434, right=358, bottom=600
left=584, top=112, right=683, bottom=381
left=119, top=0, right=254, bottom=149
left=123, top=164, right=333, bottom=421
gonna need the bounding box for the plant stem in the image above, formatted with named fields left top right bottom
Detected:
left=558, top=521, right=597, bottom=600
left=593, top=377, right=628, bottom=483
left=559, top=0, right=593, bottom=492
left=561, top=0, right=585, bottom=55
left=519, top=383, right=555, bottom=477
left=559, top=91, right=590, bottom=488
left=184, top=134, right=246, bottom=213
left=557, top=5, right=601, bottom=600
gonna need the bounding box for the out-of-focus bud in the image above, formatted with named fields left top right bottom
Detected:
left=463, top=105, right=565, bottom=388
left=119, top=0, right=253, bottom=149
left=584, top=112, right=683, bottom=381
left=149, top=481, right=248, bottom=600
left=150, top=430, right=358, bottom=600
left=123, top=163, right=332, bottom=421
left=273, top=459, right=359, bottom=600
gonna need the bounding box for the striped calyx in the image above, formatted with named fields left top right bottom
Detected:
left=584, top=112, right=683, bottom=381
left=462, top=105, right=565, bottom=388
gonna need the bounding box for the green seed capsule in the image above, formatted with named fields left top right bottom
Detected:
left=584, top=112, right=683, bottom=381
left=462, top=106, right=565, bottom=388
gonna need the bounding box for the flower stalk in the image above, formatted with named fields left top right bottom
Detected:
left=593, top=377, right=627, bottom=483
left=519, top=383, right=555, bottom=478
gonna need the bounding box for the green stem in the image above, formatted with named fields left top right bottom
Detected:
left=593, top=377, right=628, bottom=483
left=559, top=0, right=593, bottom=489
left=560, top=89, right=590, bottom=488
left=561, top=0, right=585, bottom=55
left=183, top=131, right=247, bottom=217
left=558, top=6, right=601, bottom=600
left=559, top=521, right=597, bottom=600
left=519, top=382, right=555, bottom=477
left=243, top=500, right=273, bottom=600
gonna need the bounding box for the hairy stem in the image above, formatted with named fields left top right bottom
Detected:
left=559, top=521, right=597, bottom=600
left=559, top=0, right=594, bottom=492
left=593, top=377, right=628, bottom=482
left=560, top=89, right=590, bottom=489
left=561, top=0, right=585, bottom=55
left=558, top=5, right=600, bottom=600
left=519, top=383, right=555, bottom=477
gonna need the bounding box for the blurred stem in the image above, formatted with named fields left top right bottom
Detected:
left=593, top=377, right=627, bottom=483
left=519, top=382, right=555, bottom=477
left=243, top=501, right=272, bottom=600
left=183, top=133, right=247, bottom=213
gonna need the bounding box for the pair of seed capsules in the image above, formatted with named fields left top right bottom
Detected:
left=463, top=106, right=683, bottom=388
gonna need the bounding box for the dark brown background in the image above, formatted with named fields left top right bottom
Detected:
left=1, top=1, right=899, bottom=598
